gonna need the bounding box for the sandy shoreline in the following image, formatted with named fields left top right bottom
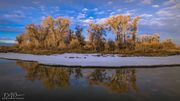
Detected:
left=0, top=52, right=180, bottom=68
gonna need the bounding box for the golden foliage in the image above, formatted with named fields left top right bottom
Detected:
left=162, top=38, right=175, bottom=49
left=69, top=39, right=80, bottom=49
left=87, top=23, right=106, bottom=51
left=14, top=15, right=179, bottom=54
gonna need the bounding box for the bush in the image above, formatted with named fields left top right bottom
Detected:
left=161, top=38, right=175, bottom=49
left=135, top=42, right=162, bottom=52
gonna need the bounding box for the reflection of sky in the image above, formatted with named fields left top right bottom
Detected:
left=0, top=59, right=180, bottom=101
left=0, top=0, right=180, bottom=44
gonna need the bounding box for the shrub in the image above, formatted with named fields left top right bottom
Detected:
left=162, top=38, right=175, bottom=49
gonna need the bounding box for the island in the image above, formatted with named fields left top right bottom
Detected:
left=0, top=15, right=180, bottom=68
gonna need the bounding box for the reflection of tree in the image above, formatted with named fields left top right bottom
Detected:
left=74, top=68, right=83, bottom=80
left=16, top=61, right=70, bottom=89
left=87, top=68, right=137, bottom=93
left=88, top=69, right=109, bottom=83
left=16, top=61, right=137, bottom=93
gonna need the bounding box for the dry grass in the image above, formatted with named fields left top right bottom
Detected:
left=1, top=45, right=180, bottom=57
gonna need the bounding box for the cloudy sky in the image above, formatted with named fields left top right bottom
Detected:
left=0, top=0, right=179, bottom=44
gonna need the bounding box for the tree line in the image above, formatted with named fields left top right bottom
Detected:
left=16, top=15, right=177, bottom=54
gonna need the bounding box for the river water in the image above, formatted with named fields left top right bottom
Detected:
left=0, top=59, right=180, bottom=101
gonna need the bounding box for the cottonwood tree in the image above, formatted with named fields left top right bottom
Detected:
left=26, top=24, right=49, bottom=48
left=54, top=17, right=70, bottom=49
left=16, top=34, right=24, bottom=45
left=106, top=15, right=131, bottom=48
left=16, top=14, right=174, bottom=53
left=162, top=38, right=175, bottom=49
left=87, top=23, right=106, bottom=52
left=42, top=16, right=55, bottom=48
left=75, top=25, right=85, bottom=48
left=129, top=16, right=140, bottom=42
left=106, top=15, right=141, bottom=49
left=42, top=16, right=71, bottom=49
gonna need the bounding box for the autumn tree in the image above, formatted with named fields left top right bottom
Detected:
left=67, top=29, right=74, bottom=43
left=105, top=15, right=141, bottom=49
left=15, top=14, right=179, bottom=54
left=106, top=15, right=131, bottom=48
left=42, top=16, right=55, bottom=48
left=129, top=16, right=140, bottom=42
left=75, top=25, right=85, bottom=48
left=26, top=24, right=49, bottom=48
left=16, top=16, right=71, bottom=50
left=16, top=34, right=24, bottom=45
left=54, top=17, right=70, bottom=49
left=69, top=38, right=80, bottom=49
left=87, top=23, right=106, bottom=52
left=162, top=38, right=175, bottom=49
left=41, top=16, right=71, bottom=49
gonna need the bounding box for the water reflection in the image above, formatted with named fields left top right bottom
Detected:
left=87, top=69, right=137, bottom=93
left=16, top=61, right=137, bottom=93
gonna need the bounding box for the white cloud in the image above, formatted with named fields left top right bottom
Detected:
left=108, top=1, right=113, bottom=5
left=110, top=12, right=116, bottom=16
left=140, top=14, right=153, bottom=18
left=141, top=0, right=153, bottom=5
left=32, top=1, right=39, bottom=4
left=82, top=8, right=88, bottom=12
left=77, top=16, right=93, bottom=26
left=156, top=3, right=180, bottom=17
left=108, top=9, right=112, bottom=12
left=95, top=11, right=105, bottom=15
left=140, top=17, right=164, bottom=26
left=123, top=9, right=136, bottom=16
left=92, top=8, right=98, bottom=11
left=82, top=19, right=93, bottom=24
left=51, top=6, right=60, bottom=12
left=81, top=17, right=94, bottom=26
left=39, top=5, right=45, bottom=11
left=124, top=0, right=134, bottom=3
left=155, top=3, right=180, bottom=27
left=81, top=17, right=107, bottom=26
left=163, top=0, right=177, bottom=6
left=4, top=10, right=25, bottom=19
left=96, top=18, right=106, bottom=24
left=141, top=2, right=180, bottom=27
left=152, top=5, right=160, bottom=8
left=0, top=39, right=16, bottom=44
left=77, top=13, right=86, bottom=19
left=89, top=16, right=94, bottom=19
left=156, top=10, right=174, bottom=17
left=22, top=6, right=35, bottom=9
left=117, top=9, right=122, bottom=12
left=138, top=1, right=180, bottom=44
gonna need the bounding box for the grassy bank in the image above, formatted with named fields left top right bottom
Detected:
left=1, top=45, right=180, bottom=56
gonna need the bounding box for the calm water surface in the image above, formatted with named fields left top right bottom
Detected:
left=0, top=59, right=180, bottom=101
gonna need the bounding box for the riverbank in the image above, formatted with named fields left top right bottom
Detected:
left=1, top=45, right=180, bottom=56
left=0, top=52, right=180, bottom=68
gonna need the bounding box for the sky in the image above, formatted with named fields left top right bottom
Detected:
left=0, top=0, right=179, bottom=44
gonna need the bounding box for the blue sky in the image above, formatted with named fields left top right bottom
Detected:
left=0, top=0, right=179, bottom=44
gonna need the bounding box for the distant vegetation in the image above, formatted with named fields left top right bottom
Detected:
left=1, top=15, right=180, bottom=56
